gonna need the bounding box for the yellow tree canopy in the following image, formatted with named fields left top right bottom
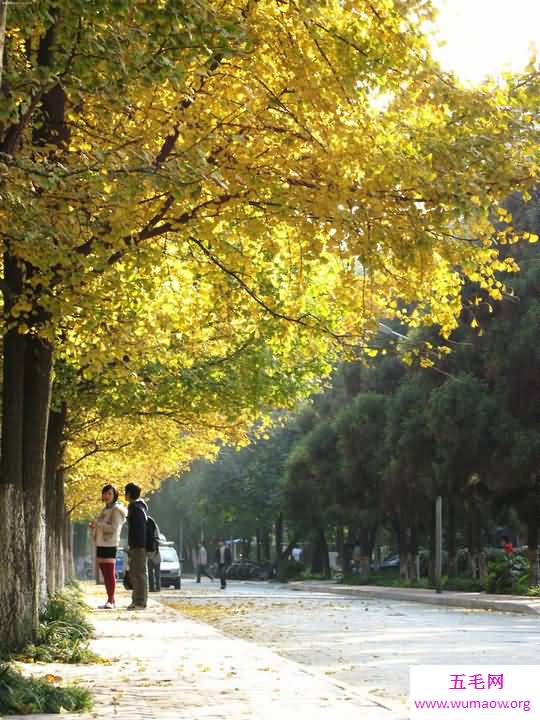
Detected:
left=4, top=0, right=540, bottom=343
left=53, top=246, right=347, bottom=517
left=64, top=413, right=227, bottom=519
left=3, top=0, right=540, bottom=515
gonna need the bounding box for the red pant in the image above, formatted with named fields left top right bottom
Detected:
left=98, top=562, right=116, bottom=604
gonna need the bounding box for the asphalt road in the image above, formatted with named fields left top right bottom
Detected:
left=161, top=577, right=540, bottom=709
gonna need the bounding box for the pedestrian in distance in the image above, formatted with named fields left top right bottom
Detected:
left=125, top=482, right=149, bottom=610
left=501, top=535, right=513, bottom=556
left=196, top=542, right=214, bottom=583
left=215, top=539, right=232, bottom=589
left=352, top=542, right=362, bottom=575
left=90, top=484, right=127, bottom=609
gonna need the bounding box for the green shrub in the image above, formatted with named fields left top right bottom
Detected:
left=41, top=584, right=92, bottom=630
left=17, top=584, right=99, bottom=664
left=341, top=574, right=482, bottom=592
left=484, top=554, right=529, bottom=595
left=285, top=560, right=306, bottom=580
left=341, top=573, right=430, bottom=588
left=0, top=663, right=92, bottom=715
left=300, top=570, right=331, bottom=581
left=443, top=577, right=484, bottom=592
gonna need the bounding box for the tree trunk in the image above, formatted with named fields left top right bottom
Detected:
left=399, top=523, right=409, bottom=580
left=275, top=514, right=299, bottom=583
left=22, top=334, right=54, bottom=622
left=399, top=552, right=408, bottom=579
left=394, top=515, right=407, bottom=580
left=527, top=510, right=539, bottom=588
left=64, top=513, right=74, bottom=582
left=0, top=19, right=65, bottom=652
left=447, top=495, right=457, bottom=579
left=478, top=551, right=488, bottom=584
left=262, top=528, right=271, bottom=562
left=275, top=513, right=286, bottom=581
left=358, top=527, right=372, bottom=579
left=55, top=466, right=66, bottom=589
left=0, top=260, right=33, bottom=650
left=428, top=506, right=437, bottom=586
left=0, top=484, right=29, bottom=650
left=0, top=332, right=53, bottom=648
left=466, top=519, right=474, bottom=579
left=44, top=457, right=57, bottom=596
left=337, top=525, right=349, bottom=575
left=311, top=527, right=330, bottom=577
left=319, top=527, right=331, bottom=579
left=256, top=528, right=262, bottom=564
left=45, top=406, right=66, bottom=595
left=469, top=506, right=483, bottom=581
left=407, top=525, right=418, bottom=581
left=358, top=555, right=370, bottom=578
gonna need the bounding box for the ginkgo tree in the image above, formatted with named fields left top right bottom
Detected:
left=44, top=246, right=347, bottom=595
left=2, top=0, right=540, bottom=650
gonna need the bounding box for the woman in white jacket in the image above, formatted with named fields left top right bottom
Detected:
left=90, top=484, right=127, bottom=609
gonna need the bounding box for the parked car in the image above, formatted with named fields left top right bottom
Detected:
left=226, top=560, right=273, bottom=581
left=160, top=543, right=181, bottom=589
left=115, top=548, right=126, bottom=579
left=379, top=555, right=400, bottom=569
left=370, top=555, right=400, bottom=572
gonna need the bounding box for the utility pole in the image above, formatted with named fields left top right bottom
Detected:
left=435, top=495, right=443, bottom=594
left=178, top=516, right=183, bottom=562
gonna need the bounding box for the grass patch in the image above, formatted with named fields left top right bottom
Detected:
left=444, top=577, right=484, bottom=592
left=341, top=573, right=430, bottom=588
left=16, top=584, right=101, bottom=665
left=0, top=663, right=92, bottom=715
left=300, top=571, right=333, bottom=581
left=340, top=574, right=484, bottom=592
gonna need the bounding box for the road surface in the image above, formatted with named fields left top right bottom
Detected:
left=161, top=578, right=540, bottom=710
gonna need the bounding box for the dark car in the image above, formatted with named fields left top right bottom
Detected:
left=370, top=555, right=400, bottom=572
left=226, top=560, right=273, bottom=581
left=379, top=555, right=400, bottom=569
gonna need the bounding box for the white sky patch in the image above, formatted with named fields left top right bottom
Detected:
left=431, top=0, right=540, bottom=84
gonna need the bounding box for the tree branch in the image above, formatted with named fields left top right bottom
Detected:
left=188, top=233, right=341, bottom=340
left=60, top=440, right=132, bottom=472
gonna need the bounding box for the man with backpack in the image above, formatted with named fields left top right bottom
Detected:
left=124, top=482, right=149, bottom=610
left=147, top=516, right=161, bottom=592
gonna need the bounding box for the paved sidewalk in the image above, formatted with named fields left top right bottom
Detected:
left=9, top=585, right=402, bottom=720
left=288, top=581, right=540, bottom=615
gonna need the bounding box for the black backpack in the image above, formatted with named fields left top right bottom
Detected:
left=146, top=515, right=160, bottom=552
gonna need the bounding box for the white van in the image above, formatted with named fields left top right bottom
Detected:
left=160, top=543, right=181, bottom=589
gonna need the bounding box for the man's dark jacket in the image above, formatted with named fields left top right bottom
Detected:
left=127, top=499, right=148, bottom=549
left=215, top=545, right=232, bottom=565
